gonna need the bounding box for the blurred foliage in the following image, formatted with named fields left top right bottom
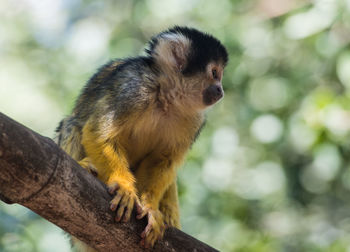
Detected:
left=1, top=0, right=350, bottom=251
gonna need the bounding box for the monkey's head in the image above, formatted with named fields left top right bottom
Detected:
left=146, top=26, right=228, bottom=111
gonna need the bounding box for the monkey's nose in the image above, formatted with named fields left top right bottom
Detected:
left=203, top=84, right=224, bottom=105
left=213, top=85, right=223, bottom=97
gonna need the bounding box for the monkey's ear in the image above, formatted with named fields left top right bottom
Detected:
left=149, top=33, right=191, bottom=72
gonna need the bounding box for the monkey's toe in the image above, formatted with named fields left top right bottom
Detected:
left=109, top=186, right=139, bottom=223
left=162, top=212, right=180, bottom=228
left=140, top=208, right=164, bottom=248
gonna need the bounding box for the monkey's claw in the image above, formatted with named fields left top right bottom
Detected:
left=137, top=206, right=165, bottom=248
left=108, top=184, right=139, bottom=223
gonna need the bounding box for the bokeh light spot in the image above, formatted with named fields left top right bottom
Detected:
left=251, top=114, right=283, bottom=143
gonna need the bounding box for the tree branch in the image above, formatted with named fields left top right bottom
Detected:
left=0, top=112, right=218, bottom=252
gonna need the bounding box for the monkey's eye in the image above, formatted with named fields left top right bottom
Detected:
left=212, top=69, right=218, bottom=80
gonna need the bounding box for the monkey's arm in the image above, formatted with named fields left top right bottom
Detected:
left=81, top=119, right=138, bottom=222
left=159, top=181, right=180, bottom=228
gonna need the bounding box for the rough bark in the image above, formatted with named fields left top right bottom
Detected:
left=0, top=112, right=218, bottom=252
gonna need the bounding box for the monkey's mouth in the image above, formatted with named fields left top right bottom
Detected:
left=202, top=85, right=224, bottom=106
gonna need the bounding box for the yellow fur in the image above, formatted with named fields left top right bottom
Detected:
left=56, top=27, right=227, bottom=250
left=70, top=101, right=197, bottom=248
left=159, top=182, right=180, bottom=228
left=58, top=74, right=204, bottom=250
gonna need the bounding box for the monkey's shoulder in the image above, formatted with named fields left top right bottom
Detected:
left=89, top=57, right=154, bottom=87
left=72, top=57, right=156, bottom=121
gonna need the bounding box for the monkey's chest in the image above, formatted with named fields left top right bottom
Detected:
left=120, top=117, right=191, bottom=169
left=123, top=130, right=158, bottom=168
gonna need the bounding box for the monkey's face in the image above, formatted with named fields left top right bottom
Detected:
left=181, top=61, right=225, bottom=112
left=183, top=61, right=225, bottom=112
left=201, top=62, right=225, bottom=107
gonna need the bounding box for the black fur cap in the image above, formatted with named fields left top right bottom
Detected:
left=146, top=26, right=228, bottom=75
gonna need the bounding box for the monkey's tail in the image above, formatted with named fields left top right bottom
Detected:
left=55, top=116, right=85, bottom=161
left=56, top=118, right=97, bottom=251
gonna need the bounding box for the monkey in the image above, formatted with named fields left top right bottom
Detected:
left=55, top=26, right=228, bottom=250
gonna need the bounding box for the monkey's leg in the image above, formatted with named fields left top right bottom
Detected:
left=78, top=157, right=98, bottom=177
left=134, top=153, right=178, bottom=248
left=159, top=181, right=181, bottom=229
left=81, top=120, right=139, bottom=222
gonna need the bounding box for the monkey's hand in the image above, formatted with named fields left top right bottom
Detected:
left=108, top=181, right=140, bottom=223
left=136, top=205, right=165, bottom=248
left=78, top=157, right=98, bottom=177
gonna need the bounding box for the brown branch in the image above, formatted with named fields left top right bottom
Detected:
left=0, top=112, right=218, bottom=252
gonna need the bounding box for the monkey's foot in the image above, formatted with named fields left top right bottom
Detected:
left=108, top=183, right=140, bottom=223
left=78, top=157, right=98, bottom=177
left=161, top=208, right=180, bottom=228
left=136, top=206, right=165, bottom=248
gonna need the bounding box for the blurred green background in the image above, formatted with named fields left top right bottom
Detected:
left=1, top=0, right=350, bottom=251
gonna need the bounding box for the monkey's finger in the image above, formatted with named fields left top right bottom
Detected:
left=110, top=193, right=122, bottom=211
left=122, top=200, right=134, bottom=222
left=140, top=224, right=149, bottom=238
left=136, top=209, right=148, bottom=220
left=144, top=230, right=157, bottom=249
left=140, top=238, right=145, bottom=248
left=115, top=205, right=126, bottom=222
left=108, top=183, right=119, bottom=195
left=135, top=201, right=143, bottom=216
left=136, top=205, right=147, bottom=219
left=115, top=198, right=127, bottom=222
left=116, top=194, right=130, bottom=222
left=141, top=221, right=154, bottom=238
left=135, top=199, right=142, bottom=212
left=141, top=230, right=146, bottom=239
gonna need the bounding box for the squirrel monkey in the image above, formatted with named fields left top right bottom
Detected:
left=56, top=26, right=228, bottom=250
